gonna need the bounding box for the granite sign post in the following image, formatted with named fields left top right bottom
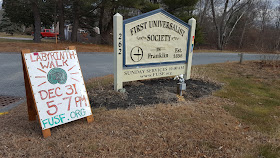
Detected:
left=114, top=9, right=196, bottom=91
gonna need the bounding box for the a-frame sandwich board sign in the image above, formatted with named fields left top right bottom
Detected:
left=21, top=46, right=94, bottom=138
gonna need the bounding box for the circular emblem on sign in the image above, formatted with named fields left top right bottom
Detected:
left=47, top=68, right=67, bottom=84
left=130, top=46, right=143, bottom=62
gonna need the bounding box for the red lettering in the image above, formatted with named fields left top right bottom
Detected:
left=63, top=60, right=68, bottom=66
left=36, top=55, right=42, bottom=61
left=55, top=52, right=59, bottom=60
left=75, top=95, right=87, bottom=107
left=39, top=90, right=48, bottom=100
left=69, top=51, right=75, bottom=59
left=63, top=96, right=72, bottom=111
left=56, top=60, right=62, bottom=67
left=30, top=54, right=37, bottom=62
left=55, top=87, right=62, bottom=97
left=39, top=84, right=75, bottom=101
left=72, top=84, right=78, bottom=94
left=50, top=53, right=55, bottom=60
left=41, top=53, right=47, bottom=61
left=75, top=97, right=81, bottom=107
left=65, top=85, right=74, bottom=95
left=82, top=95, right=88, bottom=106
left=48, top=88, right=55, bottom=99
left=49, top=61, right=55, bottom=68
left=40, top=62, right=49, bottom=69
left=46, top=100, right=58, bottom=115
left=60, top=52, right=65, bottom=60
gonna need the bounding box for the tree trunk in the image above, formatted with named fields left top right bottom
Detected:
left=218, top=0, right=229, bottom=50
left=71, top=0, right=79, bottom=42
left=103, top=6, right=115, bottom=44
left=32, top=0, right=41, bottom=43
left=239, top=20, right=247, bottom=49
left=99, top=5, right=104, bottom=35
left=210, top=0, right=222, bottom=50
left=199, top=0, right=209, bottom=24
left=58, top=0, right=65, bottom=41
left=98, top=5, right=105, bottom=44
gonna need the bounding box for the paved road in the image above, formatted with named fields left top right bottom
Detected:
left=0, top=52, right=277, bottom=97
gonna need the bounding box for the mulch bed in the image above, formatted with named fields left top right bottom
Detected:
left=88, top=78, right=221, bottom=109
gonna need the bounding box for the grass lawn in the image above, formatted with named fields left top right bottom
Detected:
left=0, top=41, right=113, bottom=53
left=0, top=33, right=113, bottom=52
left=0, top=61, right=279, bottom=157
left=194, top=61, right=280, bottom=157
left=0, top=32, right=33, bottom=38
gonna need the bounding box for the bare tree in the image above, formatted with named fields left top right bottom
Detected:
left=256, top=0, right=271, bottom=50
left=274, top=5, right=280, bottom=51
left=238, top=6, right=257, bottom=49
left=197, top=0, right=210, bottom=25
left=210, top=0, right=252, bottom=50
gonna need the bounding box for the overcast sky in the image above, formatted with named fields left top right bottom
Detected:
left=0, top=0, right=278, bottom=10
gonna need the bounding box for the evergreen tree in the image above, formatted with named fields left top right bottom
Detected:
left=97, top=0, right=159, bottom=44
left=0, top=13, right=21, bottom=35
left=2, top=0, right=57, bottom=42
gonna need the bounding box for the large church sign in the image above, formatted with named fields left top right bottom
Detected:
left=114, top=9, right=196, bottom=91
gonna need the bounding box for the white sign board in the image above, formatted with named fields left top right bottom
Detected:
left=123, top=64, right=186, bottom=82
left=24, top=50, right=92, bottom=130
left=124, top=11, right=190, bottom=66
left=114, top=9, right=196, bottom=91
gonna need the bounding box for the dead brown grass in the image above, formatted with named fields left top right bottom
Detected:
left=2, top=62, right=279, bottom=157
left=0, top=42, right=113, bottom=53
left=0, top=96, right=259, bottom=158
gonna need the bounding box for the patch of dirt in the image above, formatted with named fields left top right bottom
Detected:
left=89, top=78, right=221, bottom=109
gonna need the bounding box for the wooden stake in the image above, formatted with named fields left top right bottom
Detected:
left=239, top=53, right=244, bottom=64
left=87, top=115, right=94, bottom=123
left=42, top=129, right=51, bottom=138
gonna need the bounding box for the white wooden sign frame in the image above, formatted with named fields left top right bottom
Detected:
left=114, top=9, right=196, bottom=91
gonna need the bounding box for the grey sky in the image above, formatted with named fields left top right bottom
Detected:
left=0, top=0, right=278, bottom=11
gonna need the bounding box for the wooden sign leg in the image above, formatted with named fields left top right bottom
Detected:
left=25, top=75, right=37, bottom=121
left=22, top=50, right=49, bottom=138
left=26, top=97, right=37, bottom=121
left=21, top=50, right=37, bottom=121
left=87, top=115, right=94, bottom=123
left=42, top=129, right=51, bottom=138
